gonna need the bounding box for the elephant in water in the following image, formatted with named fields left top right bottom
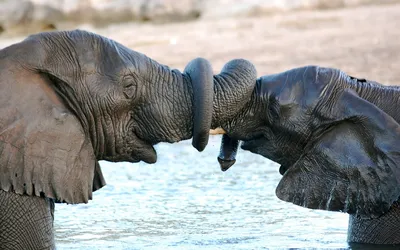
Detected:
left=0, top=30, right=258, bottom=249
left=215, top=66, right=400, bottom=245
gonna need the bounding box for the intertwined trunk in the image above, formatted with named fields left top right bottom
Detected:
left=211, top=59, right=258, bottom=129
left=136, top=57, right=259, bottom=148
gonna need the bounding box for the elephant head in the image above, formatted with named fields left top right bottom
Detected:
left=214, top=65, right=400, bottom=219
left=0, top=30, right=257, bottom=204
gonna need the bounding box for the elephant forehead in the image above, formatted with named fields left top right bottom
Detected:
left=259, top=66, right=325, bottom=107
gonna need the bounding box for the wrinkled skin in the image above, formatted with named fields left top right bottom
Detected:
left=215, top=66, right=400, bottom=244
left=0, top=30, right=258, bottom=249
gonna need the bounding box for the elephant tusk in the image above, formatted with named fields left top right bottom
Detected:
left=209, top=128, right=226, bottom=135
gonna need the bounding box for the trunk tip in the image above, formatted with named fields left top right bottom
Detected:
left=192, top=134, right=209, bottom=152
left=184, top=57, right=214, bottom=153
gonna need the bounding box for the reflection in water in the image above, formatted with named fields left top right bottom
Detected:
left=55, top=136, right=350, bottom=249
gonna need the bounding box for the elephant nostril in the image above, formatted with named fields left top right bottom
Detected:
left=218, top=157, right=236, bottom=172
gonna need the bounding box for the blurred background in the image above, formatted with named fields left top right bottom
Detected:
left=1, top=0, right=400, bottom=249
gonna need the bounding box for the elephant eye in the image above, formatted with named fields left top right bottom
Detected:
left=122, top=75, right=137, bottom=100
left=122, top=74, right=137, bottom=99
left=123, top=84, right=137, bottom=99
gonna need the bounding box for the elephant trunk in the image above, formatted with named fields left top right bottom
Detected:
left=211, top=59, right=258, bottom=171
left=217, top=134, right=239, bottom=171
left=182, top=58, right=257, bottom=154
left=211, top=59, right=258, bottom=129
left=184, top=58, right=214, bottom=152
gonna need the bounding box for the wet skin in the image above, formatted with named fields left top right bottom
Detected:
left=215, top=66, right=400, bottom=244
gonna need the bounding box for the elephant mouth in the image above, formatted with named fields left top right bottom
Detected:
left=279, top=164, right=291, bottom=175
left=131, top=128, right=224, bottom=164
left=213, top=128, right=298, bottom=176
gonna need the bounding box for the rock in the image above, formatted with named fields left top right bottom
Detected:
left=201, top=0, right=400, bottom=18
left=0, top=0, right=204, bottom=35
left=138, top=0, right=201, bottom=22
left=0, top=0, right=62, bottom=35
left=0, top=0, right=399, bottom=36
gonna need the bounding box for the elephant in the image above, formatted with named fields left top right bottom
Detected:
left=0, top=29, right=258, bottom=249
left=213, top=65, right=400, bottom=245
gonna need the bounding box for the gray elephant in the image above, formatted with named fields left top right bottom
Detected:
left=215, top=66, right=400, bottom=245
left=0, top=30, right=257, bottom=249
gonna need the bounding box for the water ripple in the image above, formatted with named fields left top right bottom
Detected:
left=55, top=136, right=349, bottom=249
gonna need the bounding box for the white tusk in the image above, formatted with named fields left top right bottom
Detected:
left=209, top=128, right=226, bottom=135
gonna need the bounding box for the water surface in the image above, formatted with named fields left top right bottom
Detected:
left=55, top=136, right=351, bottom=249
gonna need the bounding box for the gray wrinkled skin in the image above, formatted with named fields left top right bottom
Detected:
left=0, top=30, right=259, bottom=248
left=0, top=189, right=55, bottom=250
left=217, top=66, right=400, bottom=244
left=0, top=29, right=212, bottom=204
left=348, top=202, right=400, bottom=244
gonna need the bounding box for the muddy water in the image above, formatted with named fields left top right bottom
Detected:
left=54, top=136, right=352, bottom=249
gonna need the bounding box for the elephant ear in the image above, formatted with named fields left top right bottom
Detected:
left=0, top=72, right=106, bottom=204
left=276, top=89, right=400, bottom=218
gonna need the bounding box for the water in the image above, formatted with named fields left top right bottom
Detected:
left=53, top=136, right=355, bottom=249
